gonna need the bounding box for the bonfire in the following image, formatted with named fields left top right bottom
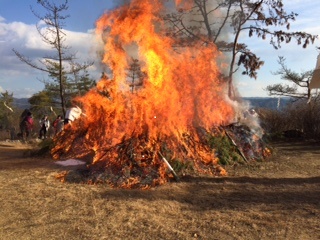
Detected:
left=51, top=0, right=269, bottom=189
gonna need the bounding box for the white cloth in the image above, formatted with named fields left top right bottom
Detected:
left=55, top=159, right=86, bottom=166
left=65, top=106, right=82, bottom=122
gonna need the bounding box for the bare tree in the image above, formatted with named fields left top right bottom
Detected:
left=12, top=0, right=93, bottom=115
left=266, top=56, right=318, bottom=101
left=165, top=0, right=317, bottom=98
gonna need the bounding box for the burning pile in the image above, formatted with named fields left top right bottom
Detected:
left=51, top=0, right=268, bottom=188
left=222, top=123, right=271, bottom=163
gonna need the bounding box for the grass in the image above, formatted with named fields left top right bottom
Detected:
left=0, top=140, right=320, bottom=239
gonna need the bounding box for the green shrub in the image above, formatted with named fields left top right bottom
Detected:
left=207, top=135, right=243, bottom=165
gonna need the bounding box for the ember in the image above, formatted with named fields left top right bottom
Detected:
left=51, top=0, right=269, bottom=188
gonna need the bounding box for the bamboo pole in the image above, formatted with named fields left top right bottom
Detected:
left=158, top=152, right=179, bottom=182
left=223, top=129, right=248, bottom=163
left=4, top=101, right=13, bottom=112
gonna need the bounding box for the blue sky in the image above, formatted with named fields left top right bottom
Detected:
left=0, top=0, right=117, bottom=98
left=0, top=0, right=319, bottom=98
left=235, top=0, right=320, bottom=98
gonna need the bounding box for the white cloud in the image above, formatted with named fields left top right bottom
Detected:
left=0, top=19, right=103, bottom=98
left=235, top=81, right=249, bottom=87
left=13, top=88, right=39, bottom=98
left=236, top=80, right=269, bottom=98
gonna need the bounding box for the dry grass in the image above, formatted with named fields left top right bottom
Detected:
left=0, top=140, right=319, bottom=240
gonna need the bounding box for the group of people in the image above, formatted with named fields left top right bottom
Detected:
left=19, top=112, right=63, bottom=141
left=19, top=105, right=83, bottom=141
left=38, top=114, right=65, bottom=139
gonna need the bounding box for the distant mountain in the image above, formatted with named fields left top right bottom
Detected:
left=243, top=97, right=292, bottom=110
left=13, top=98, right=30, bottom=110
left=11, top=97, right=291, bottom=111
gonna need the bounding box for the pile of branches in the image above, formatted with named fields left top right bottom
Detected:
left=51, top=120, right=272, bottom=189
left=51, top=124, right=227, bottom=189
left=223, top=123, right=271, bottom=162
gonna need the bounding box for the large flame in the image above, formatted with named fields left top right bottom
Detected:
left=52, top=0, right=235, bottom=188
left=93, top=0, right=234, bottom=140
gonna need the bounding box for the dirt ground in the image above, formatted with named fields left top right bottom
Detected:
left=0, top=140, right=319, bottom=240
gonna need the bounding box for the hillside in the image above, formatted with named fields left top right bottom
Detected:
left=243, top=97, right=292, bottom=110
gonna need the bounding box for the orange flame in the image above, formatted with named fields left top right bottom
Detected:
left=86, top=0, right=234, bottom=144
left=52, top=0, right=235, bottom=188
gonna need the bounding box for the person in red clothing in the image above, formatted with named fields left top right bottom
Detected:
left=20, top=111, right=34, bottom=141
left=52, top=115, right=63, bottom=135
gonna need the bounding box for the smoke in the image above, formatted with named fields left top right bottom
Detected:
left=165, top=1, right=234, bottom=77
left=111, top=0, right=131, bottom=8
left=229, top=99, right=264, bottom=137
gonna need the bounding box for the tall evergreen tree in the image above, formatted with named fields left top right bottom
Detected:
left=13, top=0, right=94, bottom=115
left=127, top=58, right=144, bottom=93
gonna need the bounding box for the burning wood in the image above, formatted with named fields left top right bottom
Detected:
left=223, top=123, right=271, bottom=161
left=52, top=123, right=229, bottom=188
left=50, top=0, right=270, bottom=188
left=222, top=128, right=248, bottom=163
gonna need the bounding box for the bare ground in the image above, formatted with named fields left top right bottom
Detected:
left=0, top=140, right=319, bottom=240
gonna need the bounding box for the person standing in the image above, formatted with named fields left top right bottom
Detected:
left=20, top=111, right=34, bottom=141
left=52, top=115, right=64, bottom=135
left=39, top=115, right=50, bottom=139
left=10, top=126, right=16, bottom=140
